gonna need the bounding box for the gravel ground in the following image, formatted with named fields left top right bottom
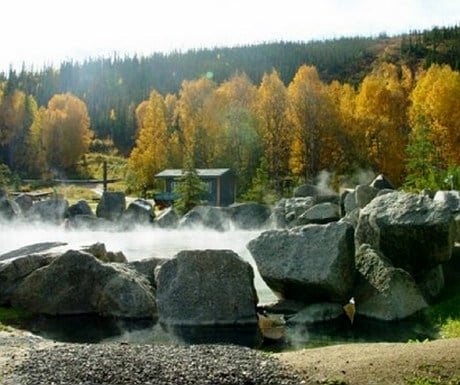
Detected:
left=4, top=339, right=303, bottom=385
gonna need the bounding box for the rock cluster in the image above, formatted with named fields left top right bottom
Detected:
left=249, top=176, right=456, bottom=324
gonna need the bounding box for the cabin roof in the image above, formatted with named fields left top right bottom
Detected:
left=155, top=168, right=231, bottom=178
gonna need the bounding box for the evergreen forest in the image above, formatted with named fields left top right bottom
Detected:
left=1, top=24, right=460, bottom=200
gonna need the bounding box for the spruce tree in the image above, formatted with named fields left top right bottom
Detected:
left=174, top=156, right=206, bottom=215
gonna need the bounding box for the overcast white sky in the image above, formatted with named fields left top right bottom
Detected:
left=1, top=0, right=459, bottom=73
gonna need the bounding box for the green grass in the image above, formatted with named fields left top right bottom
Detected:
left=0, top=307, right=34, bottom=334
left=423, top=269, right=460, bottom=339
left=0, top=307, right=32, bottom=323
left=405, top=376, right=460, bottom=385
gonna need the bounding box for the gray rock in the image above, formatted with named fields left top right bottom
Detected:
left=228, top=202, right=272, bottom=229
left=127, top=257, right=168, bottom=287
left=293, top=184, right=318, bottom=197
left=355, top=184, right=378, bottom=208
left=354, top=244, right=428, bottom=321
left=178, top=205, right=230, bottom=231
left=275, top=197, right=317, bottom=228
left=69, top=214, right=113, bottom=230
left=96, top=191, right=126, bottom=221
left=0, top=254, right=54, bottom=306
left=260, top=299, right=307, bottom=315
left=82, top=242, right=127, bottom=263
left=67, top=199, right=93, bottom=218
left=433, top=190, right=460, bottom=213
left=156, top=249, right=258, bottom=326
left=14, top=193, right=33, bottom=213
left=97, top=264, right=157, bottom=318
left=122, top=198, right=154, bottom=225
left=247, top=222, right=355, bottom=303
left=287, top=302, right=344, bottom=324
left=416, top=265, right=445, bottom=303
left=297, top=202, right=340, bottom=225
left=155, top=207, right=179, bottom=228
left=355, top=191, right=455, bottom=275
left=369, top=174, right=395, bottom=190
left=0, top=242, right=67, bottom=262
left=27, top=198, right=69, bottom=224
left=343, top=189, right=357, bottom=215
left=11, top=250, right=156, bottom=319
left=0, top=198, right=21, bottom=221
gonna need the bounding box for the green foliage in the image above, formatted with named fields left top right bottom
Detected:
left=405, top=376, right=460, bottom=385
left=242, top=157, right=278, bottom=204
left=423, top=268, right=460, bottom=339
left=404, top=125, right=440, bottom=191
left=323, top=378, right=349, bottom=385
left=77, top=153, right=127, bottom=181
left=174, top=158, right=207, bottom=215
left=0, top=163, right=11, bottom=188
left=0, top=307, right=32, bottom=323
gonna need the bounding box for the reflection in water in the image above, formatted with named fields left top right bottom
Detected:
left=9, top=311, right=438, bottom=352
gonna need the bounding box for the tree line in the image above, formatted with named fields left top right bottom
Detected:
left=127, top=62, right=460, bottom=197
left=2, top=25, right=460, bottom=198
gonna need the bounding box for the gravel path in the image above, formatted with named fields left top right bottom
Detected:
left=5, top=340, right=302, bottom=385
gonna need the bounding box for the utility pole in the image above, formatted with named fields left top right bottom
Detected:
left=103, top=161, right=108, bottom=192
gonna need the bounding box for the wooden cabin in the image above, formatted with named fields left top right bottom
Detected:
left=154, top=168, right=236, bottom=207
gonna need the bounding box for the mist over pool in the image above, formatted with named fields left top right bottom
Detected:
left=0, top=223, right=277, bottom=304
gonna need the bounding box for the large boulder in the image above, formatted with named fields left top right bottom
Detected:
left=14, top=194, right=33, bottom=214
left=96, top=192, right=126, bottom=221
left=121, top=198, right=154, bottom=225
left=0, top=198, right=21, bottom=221
left=156, top=249, right=258, bottom=326
left=0, top=242, right=67, bottom=262
left=272, top=197, right=316, bottom=228
left=178, top=206, right=230, bottom=231
left=155, top=207, right=179, bottom=228
left=354, top=244, right=428, bottom=321
left=355, top=191, right=455, bottom=275
left=67, top=200, right=93, bottom=218
left=27, top=198, right=69, bottom=224
left=433, top=190, right=460, bottom=213
left=227, top=203, right=272, bottom=229
left=155, top=207, right=179, bottom=229
left=355, top=184, right=378, bottom=208
left=81, top=242, right=127, bottom=263
left=293, top=184, right=318, bottom=197
left=296, top=202, right=340, bottom=225
left=68, top=214, right=113, bottom=230
left=0, top=254, right=54, bottom=306
left=127, top=257, right=168, bottom=288
left=247, top=222, right=355, bottom=304
left=11, top=250, right=156, bottom=319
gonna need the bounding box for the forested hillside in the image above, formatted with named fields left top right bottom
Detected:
left=1, top=24, right=460, bottom=199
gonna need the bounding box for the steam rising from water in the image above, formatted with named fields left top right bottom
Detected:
left=0, top=223, right=277, bottom=303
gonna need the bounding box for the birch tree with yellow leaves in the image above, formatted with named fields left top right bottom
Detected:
left=287, top=65, right=338, bottom=180
left=409, top=64, right=460, bottom=167
left=354, top=63, right=412, bottom=185
left=213, top=73, right=260, bottom=193
left=128, top=90, right=169, bottom=191
left=177, top=76, right=217, bottom=167
left=42, top=93, right=93, bottom=172
left=255, top=69, right=290, bottom=192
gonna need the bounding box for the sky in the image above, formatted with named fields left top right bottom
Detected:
left=1, top=0, right=459, bottom=73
